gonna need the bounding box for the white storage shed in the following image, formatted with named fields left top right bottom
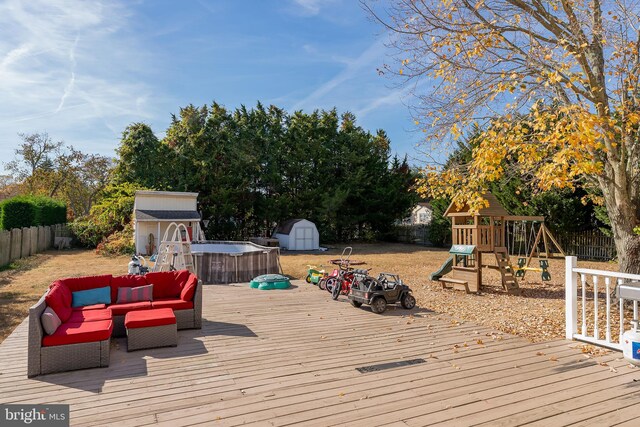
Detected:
left=273, top=219, right=319, bottom=251
left=133, top=191, right=203, bottom=255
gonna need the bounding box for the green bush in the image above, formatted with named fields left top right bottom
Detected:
left=96, top=222, right=135, bottom=255
left=70, top=182, right=139, bottom=249
left=0, top=197, right=35, bottom=230
left=33, top=196, right=67, bottom=225
left=0, top=195, right=66, bottom=230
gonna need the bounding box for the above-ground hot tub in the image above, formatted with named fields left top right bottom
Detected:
left=191, top=241, right=281, bottom=284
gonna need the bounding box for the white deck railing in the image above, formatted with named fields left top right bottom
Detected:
left=565, top=256, right=639, bottom=351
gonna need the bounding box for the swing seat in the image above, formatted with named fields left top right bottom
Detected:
left=517, top=258, right=526, bottom=268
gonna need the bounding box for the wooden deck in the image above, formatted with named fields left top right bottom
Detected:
left=1, top=282, right=639, bottom=426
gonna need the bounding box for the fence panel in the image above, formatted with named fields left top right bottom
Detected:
left=10, top=228, right=21, bottom=261
left=29, top=226, right=37, bottom=256
left=1, top=223, right=67, bottom=268
left=37, top=226, right=46, bottom=252
left=394, top=225, right=431, bottom=245
left=0, top=230, right=10, bottom=266
left=20, top=227, right=31, bottom=258
left=557, top=230, right=616, bottom=261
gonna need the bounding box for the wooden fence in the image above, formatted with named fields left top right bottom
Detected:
left=556, top=230, right=617, bottom=261
left=394, top=224, right=432, bottom=245
left=0, top=224, right=68, bottom=268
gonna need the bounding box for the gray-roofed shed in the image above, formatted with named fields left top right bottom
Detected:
left=135, top=210, right=201, bottom=221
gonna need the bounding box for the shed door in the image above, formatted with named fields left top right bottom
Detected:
left=294, top=227, right=313, bottom=250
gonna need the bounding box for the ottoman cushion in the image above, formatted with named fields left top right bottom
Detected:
left=125, top=308, right=176, bottom=329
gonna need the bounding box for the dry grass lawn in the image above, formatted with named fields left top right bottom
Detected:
left=0, top=243, right=619, bottom=345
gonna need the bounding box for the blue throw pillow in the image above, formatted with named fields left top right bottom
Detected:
left=71, top=286, right=111, bottom=307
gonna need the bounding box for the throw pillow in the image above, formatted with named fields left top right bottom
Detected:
left=116, top=284, right=154, bottom=304
left=41, top=307, right=62, bottom=335
left=45, top=283, right=73, bottom=322
left=71, top=286, right=111, bottom=308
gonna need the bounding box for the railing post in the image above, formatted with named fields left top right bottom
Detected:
left=565, top=256, right=578, bottom=340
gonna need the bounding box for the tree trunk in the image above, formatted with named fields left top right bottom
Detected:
left=600, top=171, right=640, bottom=274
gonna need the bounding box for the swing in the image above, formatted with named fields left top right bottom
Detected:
left=513, top=221, right=552, bottom=281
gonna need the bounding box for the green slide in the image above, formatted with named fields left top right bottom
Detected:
left=430, top=256, right=454, bottom=281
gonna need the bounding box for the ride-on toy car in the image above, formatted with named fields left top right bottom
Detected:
left=348, top=271, right=416, bottom=314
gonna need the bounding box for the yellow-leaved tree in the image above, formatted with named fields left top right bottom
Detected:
left=366, top=0, right=640, bottom=273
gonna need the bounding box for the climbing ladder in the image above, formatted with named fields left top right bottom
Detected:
left=152, top=222, right=195, bottom=273
left=493, top=247, right=520, bottom=294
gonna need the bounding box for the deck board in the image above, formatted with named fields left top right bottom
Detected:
left=1, top=281, right=638, bottom=426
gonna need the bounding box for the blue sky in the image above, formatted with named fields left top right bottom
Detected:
left=0, top=0, right=423, bottom=174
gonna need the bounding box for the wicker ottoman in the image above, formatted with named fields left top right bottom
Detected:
left=125, top=308, right=177, bottom=351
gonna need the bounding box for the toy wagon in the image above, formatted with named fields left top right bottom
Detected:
left=348, top=271, right=416, bottom=314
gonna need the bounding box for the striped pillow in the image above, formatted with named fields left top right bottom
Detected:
left=116, top=284, right=153, bottom=304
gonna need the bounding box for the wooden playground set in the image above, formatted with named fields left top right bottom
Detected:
left=430, top=193, right=565, bottom=294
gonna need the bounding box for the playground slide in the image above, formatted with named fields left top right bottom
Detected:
left=430, top=256, right=454, bottom=281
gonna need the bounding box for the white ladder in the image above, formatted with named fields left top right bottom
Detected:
left=152, top=222, right=195, bottom=273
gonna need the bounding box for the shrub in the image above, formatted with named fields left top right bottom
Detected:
left=0, top=195, right=66, bottom=230
left=0, top=197, right=35, bottom=230
left=96, top=222, right=135, bottom=255
left=33, top=196, right=67, bottom=225
left=70, top=182, right=140, bottom=249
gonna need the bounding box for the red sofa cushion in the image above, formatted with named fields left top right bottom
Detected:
left=110, top=275, right=147, bottom=302
left=57, top=275, right=113, bottom=293
left=45, top=283, right=72, bottom=323
left=42, top=320, right=113, bottom=347
left=125, top=308, right=176, bottom=328
left=68, top=308, right=112, bottom=323
left=72, top=304, right=107, bottom=311
left=108, top=301, right=152, bottom=316
left=180, top=274, right=198, bottom=302
left=152, top=298, right=194, bottom=311
left=145, top=271, right=185, bottom=299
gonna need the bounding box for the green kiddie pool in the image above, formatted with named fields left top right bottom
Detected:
left=249, top=274, right=291, bottom=290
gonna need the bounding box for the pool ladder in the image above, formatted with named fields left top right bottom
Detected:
left=152, top=222, right=195, bottom=273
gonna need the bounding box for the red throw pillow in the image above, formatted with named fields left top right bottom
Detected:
left=180, top=275, right=198, bottom=301
left=116, top=284, right=153, bottom=304
left=110, top=275, right=147, bottom=302
left=45, top=283, right=73, bottom=322
left=145, top=271, right=183, bottom=299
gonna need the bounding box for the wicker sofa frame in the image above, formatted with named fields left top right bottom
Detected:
left=28, top=279, right=202, bottom=378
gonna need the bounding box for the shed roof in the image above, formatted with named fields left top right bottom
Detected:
left=274, top=219, right=312, bottom=235
left=444, top=192, right=510, bottom=217
left=135, top=190, right=198, bottom=198
left=134, top=210, right=201, bottom=221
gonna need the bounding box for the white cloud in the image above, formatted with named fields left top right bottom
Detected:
left=289, top=0, right=337, bottom=16
left=291, top=38, right=388, bottom=112
left=0, top=0, right=156, bottom=167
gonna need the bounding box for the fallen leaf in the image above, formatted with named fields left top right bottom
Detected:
left=610, top=366, right=618, bottom=373
left=548, top=356, right=558, bottom=362
left=536, top=352, right=545, bottom=356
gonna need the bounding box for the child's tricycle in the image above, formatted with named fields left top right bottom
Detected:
left=305, top=265, right=326, bottom=285
left=348, top=272, right=416, bottom=314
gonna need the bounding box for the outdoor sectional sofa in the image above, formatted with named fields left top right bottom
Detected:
left=28, top=270, right=202, bottom=377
